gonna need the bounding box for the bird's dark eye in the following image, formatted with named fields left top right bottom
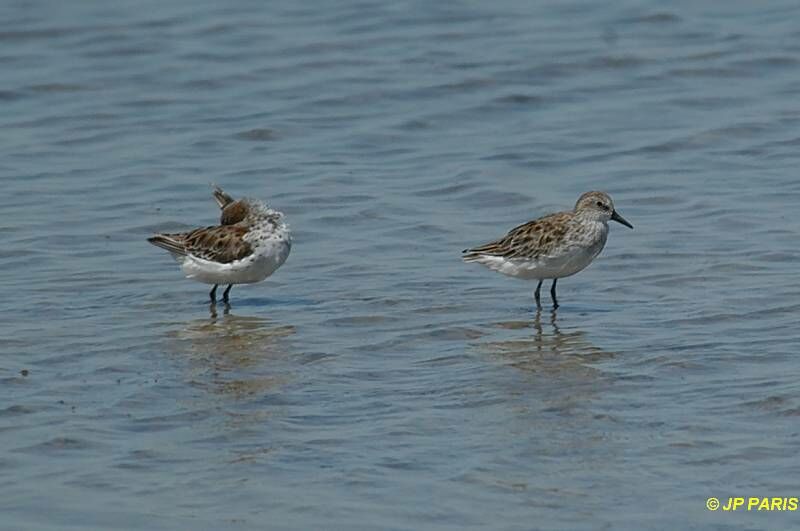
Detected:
left=596, top=201, right=607, bottom=210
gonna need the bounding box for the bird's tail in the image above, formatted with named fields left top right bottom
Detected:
left=147, top=234, right=187, bottom=256
left=462, top=242, right=501, bottom=262
left=462, top=251, right=482, bottom=262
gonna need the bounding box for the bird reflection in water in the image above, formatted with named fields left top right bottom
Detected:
left=486, top=309, right=614, bottom=374
left=167, top=303, right=296, bottom=400
left=208, top=300, right=230, bottom=319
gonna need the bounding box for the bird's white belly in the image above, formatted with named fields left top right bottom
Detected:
left=476, top=239, right=605, bottom=280
left=180, top=239, right=291, bottom=285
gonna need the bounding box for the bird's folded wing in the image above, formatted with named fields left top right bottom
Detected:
left=149, top=225, right=253, bottom=264
left=182, top=225, right=254, bottom=264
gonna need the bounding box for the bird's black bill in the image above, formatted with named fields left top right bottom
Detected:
left=611, top=210, right=633, bottom=229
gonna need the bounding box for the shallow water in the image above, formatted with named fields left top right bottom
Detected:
left=3, top=0, right=800, bottom=529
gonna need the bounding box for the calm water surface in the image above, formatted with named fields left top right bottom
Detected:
left=3, top=0, right=800, bottom=529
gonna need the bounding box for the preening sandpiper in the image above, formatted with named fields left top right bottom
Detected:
left=148, top=186, right=291, bottom=303
left=462, top=191, right=632, bottom=309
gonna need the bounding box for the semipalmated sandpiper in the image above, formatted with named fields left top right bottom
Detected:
left=462, top=191, right=632, bottom=309
left=148, top=187, right=291, bottom=303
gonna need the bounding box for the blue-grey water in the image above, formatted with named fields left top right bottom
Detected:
left=3, top=0, right=800, bottom=529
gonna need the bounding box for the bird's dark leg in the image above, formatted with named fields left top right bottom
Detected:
left=209, top=284, right=218, bottom=302
left=550, top=279, right=559, bottom=309
left=222, top=284, right=232, bottom=303
left=534, top=280, right=543, bottom=309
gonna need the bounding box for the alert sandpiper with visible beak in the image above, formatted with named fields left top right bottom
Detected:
left=462, top=191, right=632, bottom=309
